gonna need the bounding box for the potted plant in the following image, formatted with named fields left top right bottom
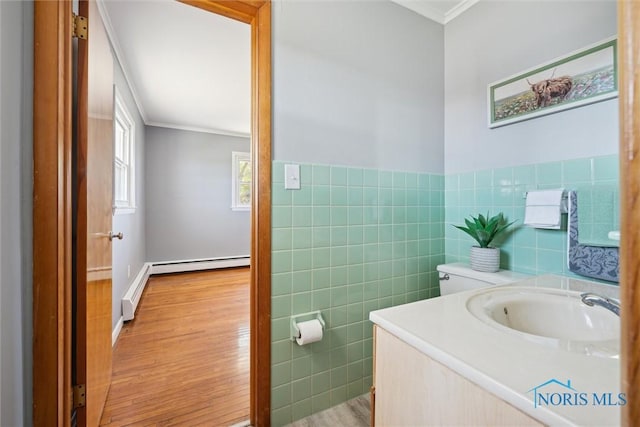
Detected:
left=453, top=212, right=516, bottom=273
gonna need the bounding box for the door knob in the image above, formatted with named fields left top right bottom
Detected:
left=109, top=231, right=124, bottom=241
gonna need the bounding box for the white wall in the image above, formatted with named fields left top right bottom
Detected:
left=145, top=126, right=250, bottom=262
left=273, top=0, right=444, bottom=173
left=0, top=1, right=32, bottom=425
left=111, top=59, right=147, bottom=329
left=444, top=1, right=618, bottom=174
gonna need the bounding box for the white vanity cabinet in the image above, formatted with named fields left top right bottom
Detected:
left=372, top=326, right=543, bottom=426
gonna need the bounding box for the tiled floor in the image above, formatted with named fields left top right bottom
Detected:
left=286, top=395, right=370, bottom=427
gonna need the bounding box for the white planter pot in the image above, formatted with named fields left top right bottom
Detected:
left=470, top=246, right=500, bottom=272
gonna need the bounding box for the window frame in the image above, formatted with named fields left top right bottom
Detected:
left=113, top=87, right=136, bottom=215
left=231, top=151, right=251, bottom=211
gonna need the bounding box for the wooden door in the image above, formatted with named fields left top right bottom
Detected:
left=619, top=1, right=640, bottom=423
left=34, top=1, right=272, bottom=425
left=76, top=0, right=115, bottom=425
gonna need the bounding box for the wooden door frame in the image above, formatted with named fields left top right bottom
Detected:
left=33, top=1, right=272, bottom=425
left=33, top=1, right=74, bottom=425
left=619, top=1, right=640, bottom=425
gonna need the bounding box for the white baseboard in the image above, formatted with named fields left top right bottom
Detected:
left=150, top=255, right=250, bottom=275
left=122, top=262, right=152, bottom=321
left=112, top=316, right=124, bottom=347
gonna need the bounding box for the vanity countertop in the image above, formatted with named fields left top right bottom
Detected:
left=370, top=274, right=621, bottom=426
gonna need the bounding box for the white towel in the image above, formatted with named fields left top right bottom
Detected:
left=524, top=189, right=566, bottom=229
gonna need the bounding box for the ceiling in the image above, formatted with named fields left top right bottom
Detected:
left=98, top=0, right=476, bottom=137
left=390, top=0, right=478, bottom=24
left=99, top=0, right=251, bottom=137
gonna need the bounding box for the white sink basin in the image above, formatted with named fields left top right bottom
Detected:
left=466, top=286, right=620, bottom=358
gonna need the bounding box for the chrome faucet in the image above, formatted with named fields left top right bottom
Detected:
left=580, top=293, right=620, bottom=317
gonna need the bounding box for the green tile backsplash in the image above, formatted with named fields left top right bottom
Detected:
left=270, top=154, right=618, bottom=425
left=444, top=154, right=619, bottom=276
left=271, top=161, right=444, bottom=425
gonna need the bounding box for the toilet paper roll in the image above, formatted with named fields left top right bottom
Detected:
left=295, top=319, right=323, bottom=346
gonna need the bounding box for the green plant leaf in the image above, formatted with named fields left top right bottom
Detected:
left=473, top=217, right=483, bottom=230
left=478, top=213, right=487, bottom=228
left=464, top=218, right=475, bottom=230
left=485, top=217, right=499, bottom=235
left=452, top=212, right=516, bottom=249
left=452, top=225, right=482, bottom=246
left=487, top=215, right=500, bottom=229
left=476, top=230, right=490, bottom=247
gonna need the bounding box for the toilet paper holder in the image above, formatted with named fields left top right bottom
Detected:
left=290, top=311, right=326, bottom=341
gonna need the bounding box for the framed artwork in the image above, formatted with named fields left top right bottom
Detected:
left=488, top=37, right=617, bottom=128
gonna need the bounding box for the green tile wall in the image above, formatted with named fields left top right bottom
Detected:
left=271, top=161, right=444, bottom=425
left=576, top=184, right=620, bottom=245
left=444, top=155, right=619, bottom=276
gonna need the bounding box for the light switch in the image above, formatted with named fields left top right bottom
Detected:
left=284, top=164, right=301, bottom=190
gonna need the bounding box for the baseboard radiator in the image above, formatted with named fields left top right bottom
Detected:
left=150, top=255, right=250, bottom=275
left=122, top=262, right=152, bottom=321
left=121, top=256, right=250, bottom=321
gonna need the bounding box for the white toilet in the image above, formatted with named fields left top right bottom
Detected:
left=436, top=262, right=531, bottom=296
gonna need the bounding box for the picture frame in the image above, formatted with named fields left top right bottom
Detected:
left=488, top=37, right=617, bottom=128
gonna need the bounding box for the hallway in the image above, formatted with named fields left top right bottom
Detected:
left=100, top=267, right=250, bottom=426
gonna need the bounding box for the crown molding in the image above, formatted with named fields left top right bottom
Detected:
left=391, top=0, right=445, bottom=24
left=146, top=121, right=251, bottom=138
left=96, top=0, right=149, bottom=123
left=390, top=0, right=480, bottom=25
left=444, top=0, right=480, bottom=24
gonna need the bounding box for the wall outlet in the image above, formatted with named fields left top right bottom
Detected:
left=127, top=265, right=131, bottom=279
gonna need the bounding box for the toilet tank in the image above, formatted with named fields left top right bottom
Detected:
left=436, top=263, right=531, bottom=296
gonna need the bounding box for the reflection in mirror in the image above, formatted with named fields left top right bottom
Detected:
left=568, top=191, right=619, bottom=283
left=575, top=184, right=620, bottom=247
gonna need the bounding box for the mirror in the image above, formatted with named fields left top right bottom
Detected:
left=575, top=184, right=620, bottom=247
left=568, top=191, right=619, bottom=283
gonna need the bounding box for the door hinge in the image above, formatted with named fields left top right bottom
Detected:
left=73, top=13, right=88, bottom=40
left=73, top=384, right=86, bottom=408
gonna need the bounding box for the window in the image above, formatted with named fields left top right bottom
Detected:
left=232, top=151, right=251, bottom=211
left=113, top=89, right=135, bottom=214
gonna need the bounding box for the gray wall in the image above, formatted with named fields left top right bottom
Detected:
left=0, top=1, right=33, bottom=425
left=273, top=0, right=444, bottom=173
left=4, top=0, right=620, bottom=424
left=145, top=126, right=250, bottom=262
left=444, top=1, right=618, bottom=174
left=111, top=58, right=147, bottom=329
left=0, top=5, right=3, bottom=422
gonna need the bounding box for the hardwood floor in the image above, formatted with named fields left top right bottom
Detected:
left=100, top=267, right=250, bottom=426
